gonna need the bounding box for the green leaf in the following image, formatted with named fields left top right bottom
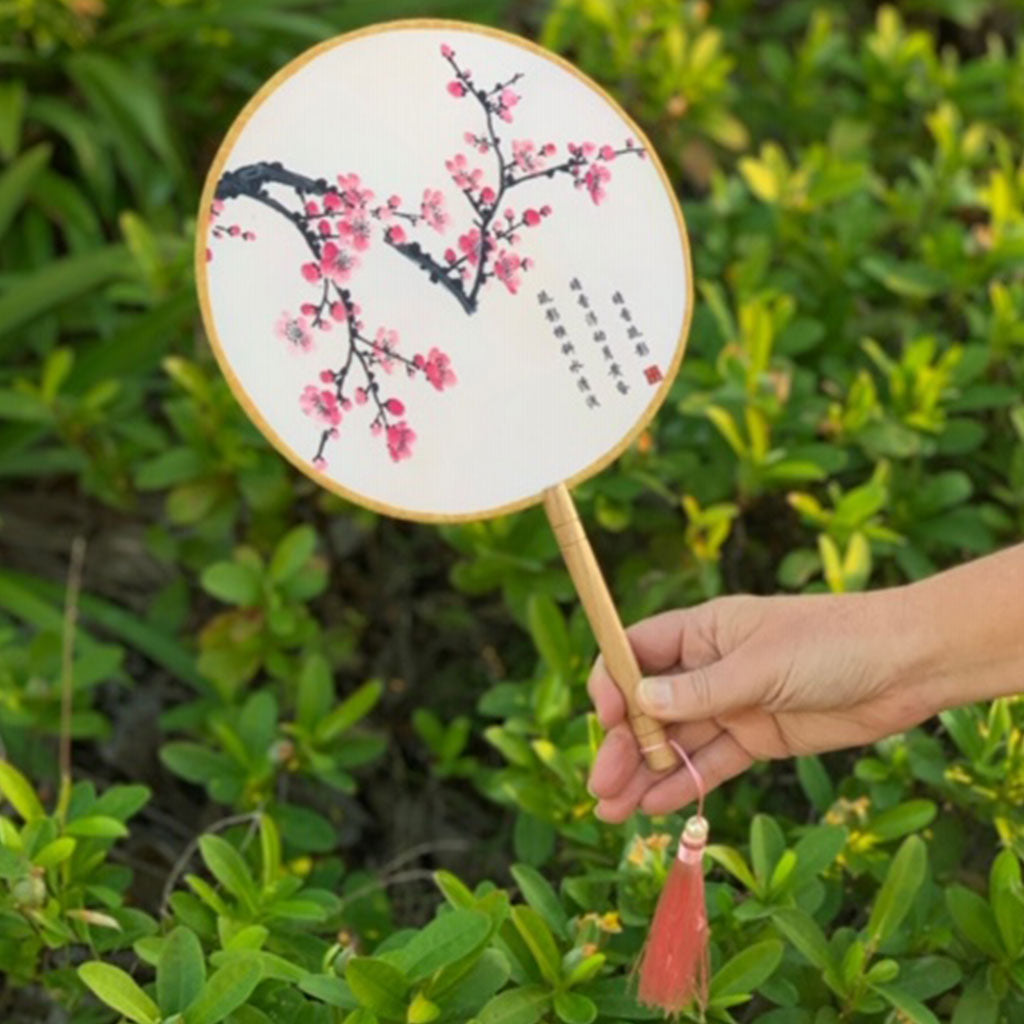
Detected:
left=946, top=885, right=1004, bottom=959
left=0, top=761, right=45, bottom=822
left=393, top=908, right=490, bottom=982
left=269, top=525, right=317, bottom=583
left=34, top=837, right=76, bottom=868
left=526, top=594, right=572, bottom=679
left=200, top=562, right=262, bottom=607
left=553, top=990, right=597, bottom=1024
left=65, top=815, right=129, bottom=839
left=861, top=257, right=946, bottom=299
left=297, top=653, right=333, bottom=731
left=345, top=957, right=408, bottom=1019
left=0, top=143, right=51, bottom=240
left=510, top=863, right=569, bottom=939
left=434, top=870, right=476, bottom=909
left=183, top=955, right=263, bottom=1024
left=710, top=940, right=783, bottom=1000
left=990, top=849, right=1024, bottom=958
left=0, top=245, right=132, bottom=347
left=259, top=814, right=281, bottom=891
left=477, top=985, right=551, bottom=1024
left=770, top=908, right=835, bottom=975
left=705, top=845, right=758, bottom=891
left=315, top=680, right=383, bottom=743
left=867, top=835, right=927, bottom=946
left=750, top=815, right=786, bottom=888
left=158, top=927, right=206, bottom=1015
left=510, top=906, right=561, bottom=985
left=871, top=983, right=940, bottom=1024
left=198, top=835, right=259, bottom=912
left=867, top=800, right=936, bottom=841
left=78, top=962, right=160, bottom=1024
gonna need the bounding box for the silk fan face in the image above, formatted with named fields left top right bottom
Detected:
left=197, top=21, right=692, bottom=521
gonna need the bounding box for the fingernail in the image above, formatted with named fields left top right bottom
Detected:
left=640, top=677, right=672, bottom=713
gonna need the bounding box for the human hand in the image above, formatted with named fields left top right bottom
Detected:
left=587, top=589, right=937, bottom=822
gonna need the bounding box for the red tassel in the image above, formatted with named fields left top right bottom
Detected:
left=633, top=740, right=710, bottom=1017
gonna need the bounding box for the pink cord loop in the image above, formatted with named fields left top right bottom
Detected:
left=640, top=738, right=705, bottom=819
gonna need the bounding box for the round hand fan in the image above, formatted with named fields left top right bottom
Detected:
left=196, top=18, right=693, bottom=777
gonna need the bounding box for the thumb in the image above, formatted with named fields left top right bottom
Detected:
left=635, top=653, right=767, bottom=721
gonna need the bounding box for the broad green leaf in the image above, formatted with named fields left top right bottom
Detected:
left=269, top=525, right=317, bottom=582
left=750, top=815, right=786, bottom=888
left=477, top=985, right=551, bottom=1024
left=553, top=990, right=596, bottom=1024
left=990, top=849, right=1024, bottom=958
left=946, top=885, right=1004, bottom=959
left=184, top=956, right=262, bottom=1024
left=867, top=835, right=927, bottom=945
left=867, top=800, right=936, bottom=841
left=345, top=957, right=408, bottom=1019
left=158, top=927, right=206, bottom=1015
left=200, top=562, right=262, bottom=607
left=871, top=983, right=940, bottom=1024
left=0, top=761, right=45, bottom=822
left=65, top=815, right=128, bottom=839
left=511, top=863, right=569, bottom=939
left=198, top=835, right=259, bottom=912
left=34, top=837, right=76, bottom=868
left=393, top=908, right=490, bottom=982
left=526, top=594, right=572, bottom=680
left=78, top=962, right=160, bottom=1024
left=710, top=940, right=783, bottom=1000
left=510, top=906, right=561, bottom=984
left=770, top=908, right=835, bottom=975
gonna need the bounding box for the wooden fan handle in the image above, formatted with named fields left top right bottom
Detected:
left=543, top=483, right=677, bottom=774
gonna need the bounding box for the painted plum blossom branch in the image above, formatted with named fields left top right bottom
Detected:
left=379, top=42, right=647, bottom=312
left=206, top=41, right=647, bottom=467
left=209, top=164, right=456, bottom=467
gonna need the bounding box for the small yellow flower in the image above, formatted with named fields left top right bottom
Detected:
left=597, top=911, right=622, bottom=934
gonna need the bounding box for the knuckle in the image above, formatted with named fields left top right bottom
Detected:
left=687, top=664, right=715, bottom=714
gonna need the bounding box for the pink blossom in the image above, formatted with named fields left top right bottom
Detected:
left=458, top=228, right=485, bottom=266
left=355, top=388, right=368, bottom=405
left=445, top=153, right=484, bottom=191
left=581, top=141, right=596, bottom=157
left=370, top=421, right=382, bottom=436
left=523, top=209, right=541, bottom=227
left=447, top=81, right=466, bottom=97
left=423, top=348, right=457, bottom=391
left=338, top=213, right=373, bottom=251
left=373, top=327, right=400, bottom=373
left=480, top=186, right=496, bottom=205
left=512, top=139, right=545, bottom=173
left=318, top=219, right=331, bottom=235
left=301, top=262, right=320, bottom=282
left=444, top=248, right=457, bottom=263
left=497, top=88, right=520, bottom=122
left=493, top=249, right=523, bottom=294
left=319, top=241, right=359, bottom=283
left=300, top=385, right=341, bottom=426
left=276, top=312, right=313, bottom=352
left=599, top=144, right=616, bottom=161
left=212, top=199, right=224, bottom=216
left=386, top=421, right=416, bottom=462
left=323, top=191, right=343, bottom=211
left=540, top=204, right=552, bottom=217
left=421, top=188, right=449, bottom=233
left=386, top=225, right=406, bottom=245
left=313, top=456, right=328, bottom=470
left=330, top=301, right=346, bottom=321
left=584, top=163, right=612, bottom=205
left=385, top=398, right=405, bottom=415
left=441, top=44, right=454, bottom=58
left=305, top=201, right=319, bottom=215
left=320, top=370, right=334, bottom=383
left=388, top=194, right=401, bottom=208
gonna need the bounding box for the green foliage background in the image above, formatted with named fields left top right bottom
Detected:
left=2, top=0, right=1024, bottom=1021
